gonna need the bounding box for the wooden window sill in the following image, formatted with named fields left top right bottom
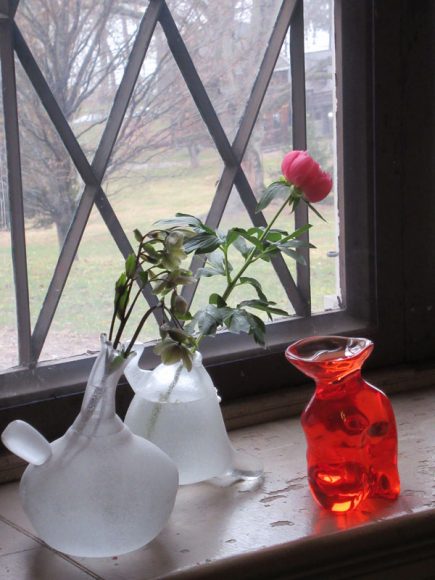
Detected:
left=1, top=387, right=435, bottom=579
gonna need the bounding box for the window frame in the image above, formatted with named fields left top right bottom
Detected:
left=2, top=0, right=428, bottom=441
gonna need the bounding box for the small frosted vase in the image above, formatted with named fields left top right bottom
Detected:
left=124, top=348, right=263, bottom=485
left=1, top=335, right=178, bottom=557
left=285, top=336, right=400, bottom=513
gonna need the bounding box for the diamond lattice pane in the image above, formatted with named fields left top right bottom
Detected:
left=106, top=24, right=224, bottom=242
left=165, top=0, right=283, bottom=142
left=15, top=0, right=140, bottom=160
left=15, top=58, right=87, bottom=328
left=40, top=207, right=160, bottom=362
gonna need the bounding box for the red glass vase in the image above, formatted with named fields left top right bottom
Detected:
left=285, top=336, right=400, bottom=513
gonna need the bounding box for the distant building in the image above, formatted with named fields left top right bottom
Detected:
left=262, top=50, right=334, bottom=149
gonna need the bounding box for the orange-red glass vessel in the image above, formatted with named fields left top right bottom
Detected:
left=285, top=336, right=400, bottom=512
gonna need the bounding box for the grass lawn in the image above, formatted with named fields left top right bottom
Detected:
left=0, top=147, right=339, bottom=367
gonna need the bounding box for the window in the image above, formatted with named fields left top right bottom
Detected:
left=2, top=0, right=426, bottom=430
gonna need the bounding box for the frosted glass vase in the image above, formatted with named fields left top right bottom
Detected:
left=1, top=335, right=178, bottom=558
left=124, top=348, right=263, bottom=485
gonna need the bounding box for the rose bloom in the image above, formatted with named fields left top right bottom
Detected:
left=281, top=150, right=333, bottom=203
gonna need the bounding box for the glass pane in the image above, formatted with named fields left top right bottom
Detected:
left=40, top=207, right=160, bottom=362
left=15, top=0, right=140, bottom=159
left=0, top=64, right=18, bottom=370
left=304, top=0, right=339, bottom=312
left=166, top=0, right=283, bottom=142
left=15, top=59, right=87, bottom=328
left=106, top=25, right=224, bottom=237
left=206, top=0, right=339, bottom=320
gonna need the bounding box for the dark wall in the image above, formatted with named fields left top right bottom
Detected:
left=374, top=0, right=435, bottom=363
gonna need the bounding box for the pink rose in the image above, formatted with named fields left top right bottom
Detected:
left=281, top=150, right=333, bottom=203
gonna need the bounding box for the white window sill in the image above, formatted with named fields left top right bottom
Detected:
left=1, top=388, right=435, bottom=579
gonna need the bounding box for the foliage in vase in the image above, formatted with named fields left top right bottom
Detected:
left=109, top=150, right=332, bottom=370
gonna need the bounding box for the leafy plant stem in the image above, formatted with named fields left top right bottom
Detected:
left=192, top=189, right=295, bottom=353
left=109, top=293, right=122, bottom=343
left=122, top=282, right=148, bottom=328
left=221, top=189, right=293, bottom=303
left=162, top=304, right=183, bottom=329
left=123, top=303, right=161, bottom=357
left=223, top=246, right=232, bottom=286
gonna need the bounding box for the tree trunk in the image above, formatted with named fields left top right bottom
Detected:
left=188, top=143, right=200, bottom=169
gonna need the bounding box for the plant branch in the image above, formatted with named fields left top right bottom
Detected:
left=124, top=304, right=162, bottom=357
left=221, top=189, right=294, bottom=302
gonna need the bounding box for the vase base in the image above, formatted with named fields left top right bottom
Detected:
left=210, top=449, right=264, bottom=486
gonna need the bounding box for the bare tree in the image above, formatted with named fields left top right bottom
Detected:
left=13, top=0, right=292, bottom=251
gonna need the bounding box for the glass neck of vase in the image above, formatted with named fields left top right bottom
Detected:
left=314, top=368, right=363, bottom=397
left=73, top=342, right=128, bottom=435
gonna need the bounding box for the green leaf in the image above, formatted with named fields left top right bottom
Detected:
left=246, top=312, right=266, bottom=345
left=171, top=291, right=188, bottom=315
left=209, top=293, right=226, bottom=307
left=160, top=344, right=184, bottom=366
left=232, top=228, right=264, bottom=251
left=167, top=327, right=189, bottom=343
left=133, top=229, right=143, bottom=243
left=176, top=311, right=193, bottom=321
left=196, top=267, right=221, bottom=278
left=283, top=224, right=312, bottom=240
left=256, top=181, right=290, bottom=213
left=239, top=277, right=268, bottom=302
left=226, top=229, right=240, bottom=246
left=142, top=242, right=160, bottom=260
left=238, top=299, right=289, bottom=317
left=125, top=253, right=137, bottom=277
left=196, top=310, right=218, bottom=336
left=109, top=353, right=126, bottom=372
left=232, top=234, right=250, bottom=258
left=207, top=250, right=226, bottom=274
left=191, top=305, right=232, bottom=336
left=115, top=272, right=127, bottom=291
left=224, top=309, right=251, bottom=334
left=281, top=248, right=307, bottom=266
left=259, top=245, right=279, bottom=260
left=116, top=290, right=129, bottom=319
left=180, top=347, right=193, bottom=372
left=246, top=227, right=264, bottom=237
left=305, top=200, right=327, bottom=222
left=184, top=233, right=221, bottom=254
left=156, top=213, right=204, bottom=228
left=264, top=230, right=283, bottom=243
left=138, top=271, right=148, bottom=285
left=279, top=239, right=315, bottom=249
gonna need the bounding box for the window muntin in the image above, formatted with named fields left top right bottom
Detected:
left=0, top=0, right=343, bottom=396
left=0, top=60, right=18, bottom=371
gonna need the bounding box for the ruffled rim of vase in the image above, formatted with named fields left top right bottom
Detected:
left=285, top=335, right=373, bottom=364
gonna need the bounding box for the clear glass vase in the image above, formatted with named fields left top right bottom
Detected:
left=285, top=335, right=400, bottom=512
left=124, top=348, right=263, bottom=485
left=1, top=335, right=178, bottom=557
